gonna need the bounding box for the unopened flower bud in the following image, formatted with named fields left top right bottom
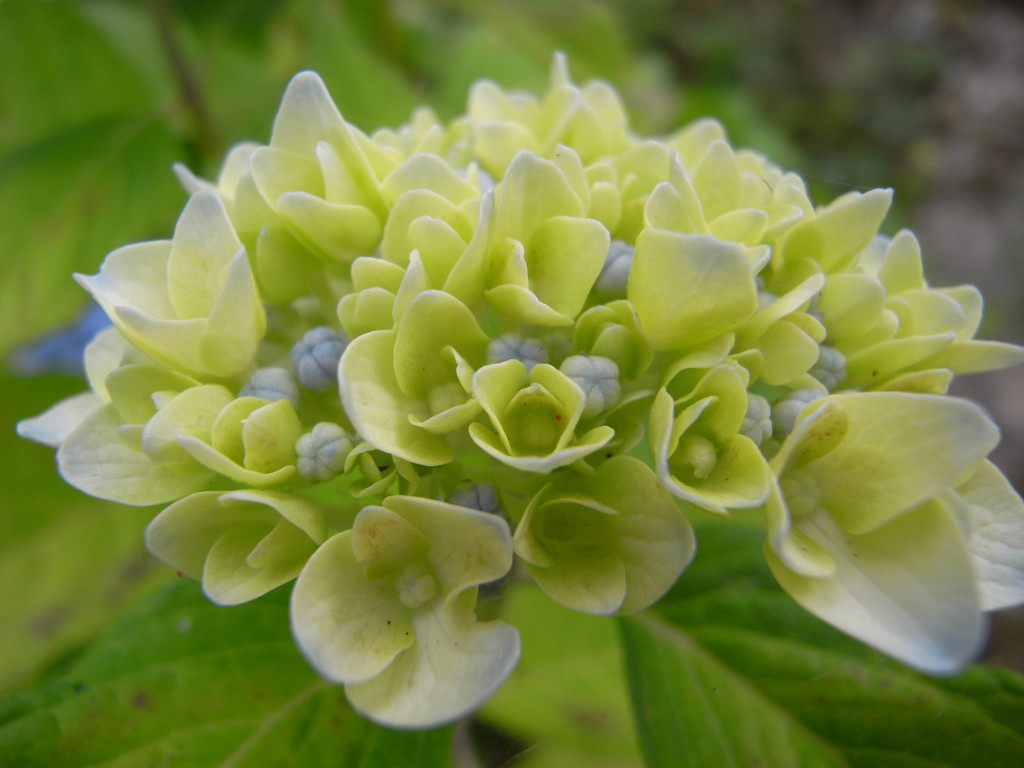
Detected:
left=595, top=240, right=633, bottom=296
left=296, top=422, right=354, bottom=482
left=810, top=346, right=846, bottom=391
left=487, top=334, right=548, bottom=371
left=448, top=482, right=502, bottom=515
left=772, top=388, right=826, bottom=438
left=240, top=367, right=299, bottom=408
left=740, top=393, right=772, bottom=446
left=290, top=326, right=348, bottom=392
left=560, top=354, right=621, bottom=418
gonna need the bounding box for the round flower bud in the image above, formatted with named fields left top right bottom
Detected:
left=487, top=334, right=548, bottom=371
left=595, top=240, right=633, bottom=296
left=771, top=388, right=826, bottom=438
left=779, top=469, right=820, bottom=518
left=240, top=367, right=299, bottom=408
left=290, top=325, right=348, bottom=392
left=296, top=422, right=354, bottom=482
left=559, top=354, right=621, bottom=418
left=740, top=393, right=772, bottom=446
left=810, top=346, right=847, bottom=391
left=448, top=483, right=502, bottom=515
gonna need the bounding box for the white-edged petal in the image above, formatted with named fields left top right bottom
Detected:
left=767, top=499, right=984, bottom=673
left=17, top=392, right=103, bottom=448
left=950, top=461, right=1024, bottom=611
left=345, top=591, right=520, bottom=729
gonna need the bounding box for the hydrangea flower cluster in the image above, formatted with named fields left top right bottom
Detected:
left=19, top=55, right=1024, bottom=729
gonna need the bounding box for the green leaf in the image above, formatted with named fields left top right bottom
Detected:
left=0, top=117, right=186, bottom=354
left=619, top=520, right=1024, bottom=768
left=0, top=1, right=150, bottom=151
left=0, top=372, right=171, bottom=694
left=480, top=583, right=643, bottom=768
left=0, top=580, right=454, bottom=767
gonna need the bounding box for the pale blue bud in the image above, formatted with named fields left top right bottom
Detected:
left=740, top=393, right=772, bottom=446
left=487, top=334, right=548, bottom=370
left=290, top=326, right=348, bottom=392
left=296, top=422, right=354, bottom=482
left=560, top=354, right=621, bottom=417
left=240, top=367, right=299, bottom=408
left=772, top=388, right=826, bottom=438
left=810, top=346, right=846, bottom=391
left=595, top=240, right=633, bottom=296
left=448, top=483, right=502, bottom=515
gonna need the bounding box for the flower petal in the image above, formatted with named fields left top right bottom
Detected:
left=345, top=590, right=520, bottom=729
left=58, top=404, right=213, bottom=505
left=291, top=531, right=414, bottom=685
left=766, top=499, right=983, bottom=673
left=950, top=461, right=1024, bottom=611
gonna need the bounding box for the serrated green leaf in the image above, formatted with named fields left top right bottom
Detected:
left=620, top=521, right=1024, bottom=768
left=0, top=581, right=454, bottom=768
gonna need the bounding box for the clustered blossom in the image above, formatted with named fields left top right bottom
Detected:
left=18, top=55, right=1024, bottom=728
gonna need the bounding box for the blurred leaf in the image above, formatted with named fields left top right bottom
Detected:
left=676, top=85, right=803, bottom=172
left=427, top=26, right=549, bottom=120
left=281, top=0, right=421, bottom=131
left=0, top=372, right=171, bottom=694
left=169, top=0, right=293, bottom=48
left=480, top=583, right=642, bottom=768
left=0, top=0, right=151, bottom=151
left=620, top=521, right=1024, bottom=768
left=0, top=580, right=455, bottom=767
left=0, top=118, right=186, bottom=354
left=81, top=0, right=180, bottom=113
left=456, top=0, right=632, bottom=82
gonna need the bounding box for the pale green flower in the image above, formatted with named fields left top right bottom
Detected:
left=339, top=289, right=487, bottom=466
left=16, top=327, right=132, bottom=448
left=513, top=456, right=695, bottom=615
left=732, top=270, right=826, bottom=386
left=650, top=359, right=771, bottom=514
left=290, top=496, right=518, bottom=728
left=764, top=392, right=1001, bottom=672
left=485, top=149, right=610, bottom=325
left=18, top=54, right=1024, bottom=729
left=944, top=460, right=1024, bottom=611
left=248, top=71, right=389, bottom=264
left=627, top=228, right=759, bottom=351
left=571, top=300, right=653, bottom=381
left=146, top=489, right=330, bottom=605
left=176, top=394, right=303, bottom=487
left=54, top=363, right=216, bottom=506
left=467, top=52, right=630, bottom=177
left=75, top=190, right=266, bottom=379
left=468, top=359, right=614, bottom=473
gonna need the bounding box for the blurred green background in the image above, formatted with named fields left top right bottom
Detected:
left=2, top=0, right=1023, bottom=763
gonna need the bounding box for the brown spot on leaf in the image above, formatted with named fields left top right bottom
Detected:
left=28, top=603, right=71, bottom=639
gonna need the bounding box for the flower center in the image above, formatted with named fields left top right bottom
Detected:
left=780, top=470, right=820, bottom=518
left=393, top=561, right=438, bottom=609
left=674, top=434, right=718, bottom=481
